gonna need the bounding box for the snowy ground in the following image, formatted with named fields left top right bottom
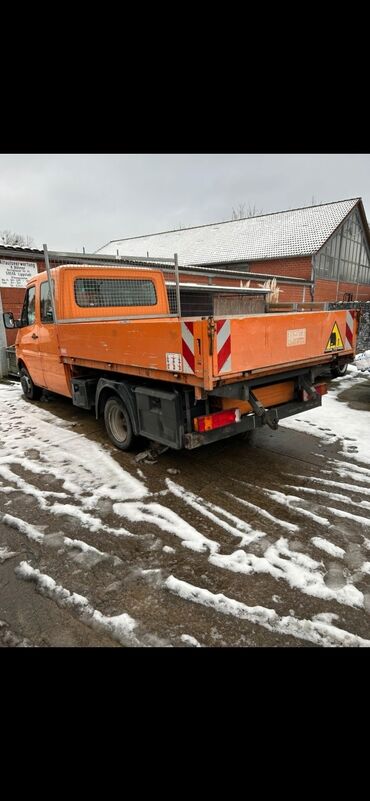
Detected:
left=281, top=365, right=370, bottom=464
left=0, top=368, right=369, bottom=648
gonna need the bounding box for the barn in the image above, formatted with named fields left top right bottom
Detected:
left=96, top=198, right=370, bottom=304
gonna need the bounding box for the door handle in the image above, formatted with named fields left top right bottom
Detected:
left=31, top=333, right=39, bottom=339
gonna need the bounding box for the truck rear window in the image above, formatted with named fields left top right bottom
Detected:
left=74, top=278, right=157, bottom=308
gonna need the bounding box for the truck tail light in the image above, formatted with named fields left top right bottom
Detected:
left=314, top=383, right=327, bottom=396
left=300, top=383, right=328, bottom=402
left=194, top=408, right=241, bottom=432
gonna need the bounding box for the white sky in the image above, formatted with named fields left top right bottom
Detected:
left=0, top=153, right=369, bottom=254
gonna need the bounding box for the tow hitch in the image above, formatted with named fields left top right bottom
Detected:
left=248, top=390, right=279, bottom=430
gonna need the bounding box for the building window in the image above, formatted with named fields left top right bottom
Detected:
left=74, top=278, right=157, bottom=307
left=315, top=209, right=370, bottom=285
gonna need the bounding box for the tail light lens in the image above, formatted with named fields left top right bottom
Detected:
left=314, top=383, right=327, bottom=396
left=194, top=408, right=241, bottom=432
left=301, top=383, right=327, bottom=401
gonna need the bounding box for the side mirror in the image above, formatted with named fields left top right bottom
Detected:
left=3, top=312, right=20, bottom=329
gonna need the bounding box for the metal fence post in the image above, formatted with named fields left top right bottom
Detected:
left=174, top=253, right=181, bottom=318
left=43, top=244, right=58, bottom=323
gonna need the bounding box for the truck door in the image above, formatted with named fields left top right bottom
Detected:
left=18, top=283, right=45, bottom=388
left=38, top=279, right=71, bottom=396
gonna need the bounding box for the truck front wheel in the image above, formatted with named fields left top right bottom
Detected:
left=19, top=367, right=43, bottom=401
left=104, top=396, right=135, bottom=451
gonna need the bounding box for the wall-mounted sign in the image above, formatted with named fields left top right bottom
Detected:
left=0, top=260, right=38, bottom=288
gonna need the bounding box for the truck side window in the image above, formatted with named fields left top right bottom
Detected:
left=40, top=281, right=55, bottom=323
left=74, top=278, right=157, bottom=307
left=21, top=286, right=36, bottom=327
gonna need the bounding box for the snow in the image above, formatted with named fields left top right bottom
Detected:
left=113, top=500, right=219, bottom=553
left=181, top=634, right=202, bottom=647
left=224, top=491, right=299, bottom=533
left=97, top=199, right=359, bottom=265
left=49, top=502, right=132, bottom=538
left=166, top=479, right=267, bottom=547
left=166, top=575, right=370, bottom=647
left=284, top=484, right=369, bottom=509
left=355, top=350, right=370, bottom=372
left=16, top=561, right=138, bottom=645
left=1, top=509, right=118, bottom=566
left=311, top=537, right=345, bottom=558
left=2, top=513, right=45, bottom=543
left=286, top=474, right=370, bottom=498
left=1, top=379, right=369, bottom=647
left=259, top=488, right=331, bottom=527
left=0, top=384, right=147, bottom=507
left=312, top=612, right=340, bottom=625
left=0, top=545, right=18, bottom=563
left=0, top=383, right=148, bottom=546
left=325, top=507, right=370, bottom=528
left=62, top=537, right=121, bottom=566
left=280, top=367, right=370, bottom=465
left=209, top=537, right=363, bottom=608
left=332, top=459, right=370, bottom=477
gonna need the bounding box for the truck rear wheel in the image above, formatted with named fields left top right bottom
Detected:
left=19, top=367, right=43, bottom=401
left=104, top=396, right=135, bottom=451
left=330, top=363, right=348, bottom=378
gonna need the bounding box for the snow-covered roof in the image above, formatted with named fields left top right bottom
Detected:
left=96, top=199, right=361, bottom=266
left=0, top=243, right=43, bottom=255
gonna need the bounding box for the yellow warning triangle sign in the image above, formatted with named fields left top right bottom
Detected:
left=325, top=321, right=344, bottom=351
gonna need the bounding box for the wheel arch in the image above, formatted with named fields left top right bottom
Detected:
left=95, top=378, right=139, bottom=435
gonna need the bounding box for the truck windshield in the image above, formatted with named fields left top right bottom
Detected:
left=74, top=278, right=157, bottom=308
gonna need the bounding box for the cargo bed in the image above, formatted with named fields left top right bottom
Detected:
left=58, top=308, right=358, bottom=391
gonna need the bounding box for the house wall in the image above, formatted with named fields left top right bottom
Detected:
left=247, top=257, right=370, bottom=303
left=314, top=278, right=370, bottom=302
left=0, top=258, right=46, bottom=346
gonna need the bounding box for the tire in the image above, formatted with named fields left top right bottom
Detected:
left=330, top=363, right=348, bottom=379
left=19, top=367, right=43, bottom=400
left=103, top=395, right=135, bottom=451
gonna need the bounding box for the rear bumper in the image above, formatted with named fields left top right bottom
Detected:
left=183, top=396, right=321, bottom=449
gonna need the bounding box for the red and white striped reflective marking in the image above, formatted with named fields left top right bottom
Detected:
left=181, top=321, right=195, bottom=373
left=345, top=310, right=355, bottom=350
left=216, top=319, right=231, bottom=374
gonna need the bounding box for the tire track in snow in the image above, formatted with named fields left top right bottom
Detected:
left=166, top=479, right=267, bottom=547
left=15, top=561, right=169, bottom=647
left=165, top=575, right=370, bottom=647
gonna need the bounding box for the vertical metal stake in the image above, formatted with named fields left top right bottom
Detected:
left=43, top=243, right=58, bottom=323
left=174, top=252, right=181, bottom=318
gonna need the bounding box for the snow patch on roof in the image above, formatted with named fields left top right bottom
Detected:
left=96, top=199, right=360, bottom=265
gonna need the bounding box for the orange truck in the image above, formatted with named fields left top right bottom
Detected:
left=3, top=264, right=359, bottom=451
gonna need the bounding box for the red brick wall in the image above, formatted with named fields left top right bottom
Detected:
left=314, top=278, right=370, bottom=302
left=179, top=259, right=313, bottom=302
left=249, top=257, right=313, bottom=281
left=1, top=258, right=45, bottom=346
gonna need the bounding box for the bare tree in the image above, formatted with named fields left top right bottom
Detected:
left=0, top=229, right=34, bottom=247
left=231, top=203, right=263, bottom=220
